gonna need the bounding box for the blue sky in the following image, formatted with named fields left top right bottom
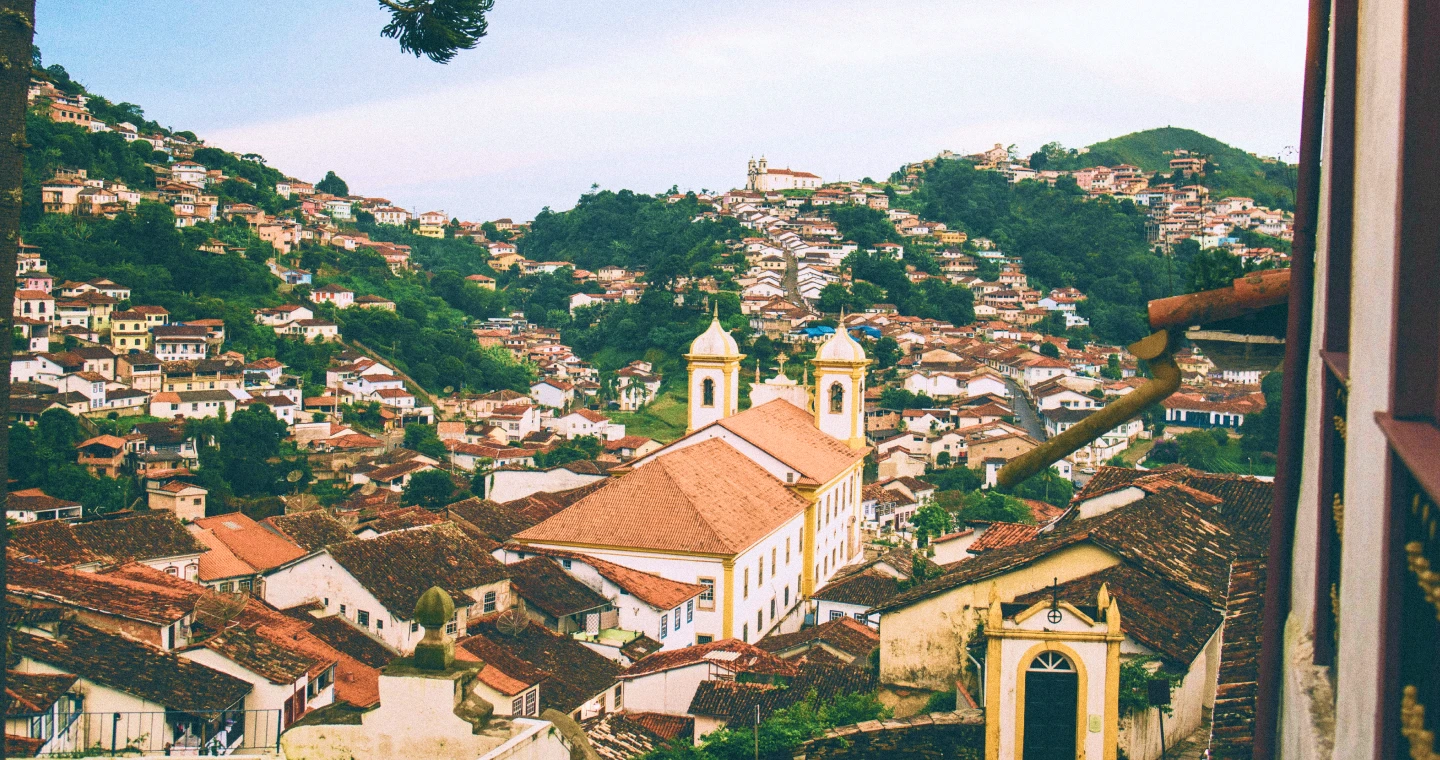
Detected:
left=39, top=0, right=1307, bottom=220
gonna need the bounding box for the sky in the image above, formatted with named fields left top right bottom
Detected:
left=39, top=0, right=1307, bottom=221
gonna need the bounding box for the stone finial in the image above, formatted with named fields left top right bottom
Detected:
left=413, top=586, right=456, bottom=670
left=1096, top=582, right=1111, bottom=613
left=1107, top=597, right=1121, bottom=635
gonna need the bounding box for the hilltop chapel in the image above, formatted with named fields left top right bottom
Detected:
left=512, top=316, right=872, bottom=645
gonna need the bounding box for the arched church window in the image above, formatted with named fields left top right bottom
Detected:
left=829, top=382, right=844, bottom=414
left=702, top=378, right=715, bottom=408
left=1027, top=651, right=1075, bottom=672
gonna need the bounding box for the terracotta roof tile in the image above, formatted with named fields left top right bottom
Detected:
left=708, top=399, right=867, bottom=484
left=687, top=661, right=876, bottom=723
left=326, top=524, right=509, bottom=618
left=582, top=714, right=668, bottom=760
left=262, top=510, right=354, bottom=552
left=621, top=638, right=797, bottom=679
left=969, top=522, right=1041, bottom=552
left=811, top=569, right=901, bottom=608
left=193, top=513, right=304, bottom=571
left=447, top=498, right=537, bottom=543
left=10, top=624, right=251, bottom=711
left=72, top=511, right=206, bottom=563
left=460, top=616, right=621, bottom=714
left=514, top=439, right=808, bottom=555
left=756, top=616, right=879, bottom=661
left=506, top=557, right=611, bottom=618
left=7, top=520, right=97, bottom=567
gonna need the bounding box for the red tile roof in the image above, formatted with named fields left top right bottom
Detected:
left=515, top=439, right=807, bottom=556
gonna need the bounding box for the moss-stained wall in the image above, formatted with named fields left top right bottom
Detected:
left=878, top=544, right=1120, bottom=690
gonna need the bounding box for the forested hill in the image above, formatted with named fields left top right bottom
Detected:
left=1038, top=127, right=1296, bottom=210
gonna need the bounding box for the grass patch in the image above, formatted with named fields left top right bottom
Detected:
left=608, top=389, right=689, bottom=442
left=1210, top=438, right=1276, bottom=476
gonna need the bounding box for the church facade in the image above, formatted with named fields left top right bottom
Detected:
left=746, top=156, right=822, bottom=192
left=512, top=317, right=869, bottom=645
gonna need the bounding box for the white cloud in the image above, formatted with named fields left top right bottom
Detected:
left=204, top=0, right=1305, bottom=219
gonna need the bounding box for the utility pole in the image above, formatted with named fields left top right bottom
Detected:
left=755, top=704, right=764, bottom=760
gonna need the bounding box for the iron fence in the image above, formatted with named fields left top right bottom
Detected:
left=29, top=709, right=281, bottom=756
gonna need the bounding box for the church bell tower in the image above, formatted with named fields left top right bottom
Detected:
left=685, top=311, right=744, bottom=432
left=811, top=323, right=869, bottom=450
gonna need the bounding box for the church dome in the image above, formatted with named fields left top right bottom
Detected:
left=689, top=316, right=740, bottom=357
left=817, top=325, right=867, bottom=363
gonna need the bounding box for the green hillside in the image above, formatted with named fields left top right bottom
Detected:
left=1045, top=127, right=1297, bottom=210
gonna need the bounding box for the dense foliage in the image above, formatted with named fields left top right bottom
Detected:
left=1042, top=127, right=1297, bottom=210
left=8, top=411, right=135, bottom=513
left=909, top=161, right=1171, bottom=344
left=520, top=190, right=744, bottom=285
left=642, top=690, right=890, bottom=760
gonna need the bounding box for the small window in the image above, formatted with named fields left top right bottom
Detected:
left=673, top=608, right=681, bottom=630
left=445, top=619, right=457, bottom=636
left=340, top=605, right=347, bottom=615
left=561, top=559, right=572, bottom=569
left=699, top=578, right=715, bottom=609
left=376, top=619, right=383, bottom=630
left=771, top=548, right=776, bottom=575
left=829, top=382, right=844, bottom=413
left=786, top=538, right=791, bottom=563
left=701, top=378, right=715, bottom=407
left=830, top=610, right=844, bottom=621
left=757, top=609, right=763, bottom=631
left=238, top=579, right=252, bottom=592
left=742, top=623, right=748, bottom=642
left=770, top=598, right=776, bottom=620
left=757, top=558, right=764, bottom=585
left=219, top=581, right=233, bottom=592
left=784, top=586, right=790, bottom=606
left=698, top=634, right=713, bottom=645
left=411, top=622, right=419, bottom=633
left=854, top=612, right=865, bottom=623
left=660, top=614, right=668, bottom=639
left=614, top=682, right=623, bottom=711
left=512, top=697, right=524, bottom=715
left=743, top=568, right=749, bottom=598
left=484, top=590, right=497, bottom=614
left=357, top=610, right=370, bottom=627
left=687, top=600, right=693, bottom=622
left=525, top=689, right=537, bottom=716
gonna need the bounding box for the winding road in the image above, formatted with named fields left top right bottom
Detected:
left=1004, top=377, right=1047, bottom=441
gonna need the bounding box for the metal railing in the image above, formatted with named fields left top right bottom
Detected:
left=31, top=709, right=281, bottom=757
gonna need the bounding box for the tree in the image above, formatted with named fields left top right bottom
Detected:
left=1038, top=341, right=1060, bottom=358
left=380, top=0, right=494, bottom=63
left=404, top=469, right=457, bottom=509
left=1176, top=430, right=1221, bottom=470
left=911, top=503, right=953, bottom=545
left=1242, top=370, right=1283, bottom=453
left=315, top=170, right=349, bottom=197
left=871, top=336, right=901, bottom=369
left=1101, top=353, right=1123, bottom=379
left=1185, top=247, right=1245, bottom=293
left=1008, top=468, right=1073, bottom=507
left=1, top=1, right=497, bottom=519
left=1028, top=150, right=1048, bottom=172
left=403, top=423, right=449, bottom=460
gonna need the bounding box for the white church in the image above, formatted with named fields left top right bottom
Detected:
left=512, top=315, right=869, bottom=645
left=745, top=156, right=822, bottom=192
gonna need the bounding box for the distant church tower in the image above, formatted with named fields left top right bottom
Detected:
left=685, top=313, right=744, bottom=432
left=811, top=324, right=869, bottom=449
left=746, top=156, right=761, bottom=192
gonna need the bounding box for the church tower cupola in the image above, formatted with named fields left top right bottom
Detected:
left=685, top=311, right=744, bottom=432
left=811, top=322, right=869, bottom=449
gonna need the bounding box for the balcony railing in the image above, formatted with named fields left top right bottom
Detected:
left=29, top=709, right=280, bottom=757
